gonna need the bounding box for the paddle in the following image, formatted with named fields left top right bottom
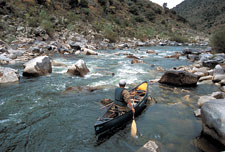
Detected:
left=130, top=100, right=137, bottom=138
left=131, top=113, right=137, bottom=138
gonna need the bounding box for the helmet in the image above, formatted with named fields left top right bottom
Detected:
left=119, top=79, right=126, bottom=86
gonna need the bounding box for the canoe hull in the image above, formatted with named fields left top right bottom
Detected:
left=94, top=81, right=149, bottom=136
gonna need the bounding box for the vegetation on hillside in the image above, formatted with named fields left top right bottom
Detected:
left=0, top=0, right=200, bottom=43
left=210, top=27, right=225, bottom=52
left=173, top=0, right=225, bottom=33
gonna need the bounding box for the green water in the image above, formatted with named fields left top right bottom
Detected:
left=0, top=46, right=220, bottom=152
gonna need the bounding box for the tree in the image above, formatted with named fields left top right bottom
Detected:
left=163, top=2, right=167, bottom=9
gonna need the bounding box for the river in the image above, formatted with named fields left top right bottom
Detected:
left=0, top=46, right=220, bottom=152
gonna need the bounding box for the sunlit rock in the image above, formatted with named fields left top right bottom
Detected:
left=23, top=56, right=52, bottom=77
left=211, top=92, right=225, bottom=99
left=67, top=59, right=89, bottom=77
left=0, top=67, right=19, bottom=83
left=82, top=48, right=98, bottom=55
left=159, top=70, right=198, bottom=87
left=131, top=58, right=144, bottom=64
left=201, top=99, right=225, bottom=146
left=198, top=96, right=216, bottom=107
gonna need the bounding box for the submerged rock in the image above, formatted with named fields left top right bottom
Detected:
left=159, top=70, right=199, bottom=87
left=131, top=58, right=144, bottom=64
left=137, top=140, right=159, bottom=152
left=23, top=56, right=52, bottom=77
left=67, top=59, right=89, bottom=77
left=0, top=67, right=19, bottom=83
left=201, top=99, right=225, bottom=146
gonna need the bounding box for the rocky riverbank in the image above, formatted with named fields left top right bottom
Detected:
left=155, top=47, right=225, bottom=150
left=0, top=28, right=224, bottom=150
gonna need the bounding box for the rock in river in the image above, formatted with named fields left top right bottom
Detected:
left=201, top=99, right=225, bottom=146
left=0, top=67, right=19, bottom=83
left=67, top=59, right=89, bottom=77
left=23, top=56, right=52, bottom=77
left=159, top=70, right=199, bottom=87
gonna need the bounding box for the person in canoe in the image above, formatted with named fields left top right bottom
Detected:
left=114, top=79, right=135, bottom=114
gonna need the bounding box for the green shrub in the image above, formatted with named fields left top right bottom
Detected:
left=98, top=0, right=108, bottom=6
left=81, top=8, right=89, bottom=15
left=135, top=15, right=145, bottom=22
left=169, top=34, right=189, bottom=43
left=144, top=10, right=155, bottom=21
left=103, top=24, right=118, bottom=43
left=210, top=27, right=225, bottom=52
left=39, top=10, right=54, bottom=37
left=79, top=0, right=88, bottom=8
left=129, top=5, right=139, bottom=15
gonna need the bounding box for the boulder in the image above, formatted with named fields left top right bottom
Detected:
left=194, top=109, right=201, bottom=117
left=82, top=48, right=98, bottom=55
left=69, top=42, right=82, bottom=50
left=201, top=99, right=225, bottom=146
left=127, top=54, right=139, bottom=59
left=159, top=70, right=199, bottom=87
left=146, top=50, right=156, bottom=54
left=23, top=56, right=52, bottom=77
left=67, top=59, right=89, bottom=77
left=211, top=92, right=225, bottom=99
left=0, top=67, right=19, bottom=83
left=213, top=74, right=225, bottom=83
left=131, top=59, right=144, bottom=64
left=164, top=53, right=180, bottom=59
left=199, top=76, right=213, bottom=82
left=203, top=59, right=224, bottom=69
left=198, top=96, right=216, bottom=107
left=182, top=48, right=202, bottom=55
left=187, top=54, right=199, bottom=61
left=213, top=65, right=224, bottom=76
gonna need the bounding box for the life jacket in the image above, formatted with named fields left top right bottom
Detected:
left=114, top=88, right=127, bottom=107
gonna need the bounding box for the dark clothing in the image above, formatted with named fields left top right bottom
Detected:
left=114, top=88, right=127, bottom=106
left=114, top=87, right=131, bottom=112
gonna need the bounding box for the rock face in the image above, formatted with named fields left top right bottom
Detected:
left=67, top=59, right=89, bottom=77
left=23, top=56, right=52, bottom=77
left=159, top=70, right=199, bottom=86
left=0, top=67, right=19, bottom=83
left=201, top=99, right=225, bottom=146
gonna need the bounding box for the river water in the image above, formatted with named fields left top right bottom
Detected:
left=0, top=46, right=220, bottom=152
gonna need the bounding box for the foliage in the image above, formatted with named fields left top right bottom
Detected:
left=98, top=0, right=108, bottom=6
left=103, top=24, right=118, bottom=43
left=135, top=15, right=145, bottom=22
left=169, top=34, right=189, bottom=43
left=210, top=27, right=225, bottom=52
left=129, top=5, right=139, bottom=15
left=144, top=10, right=155, bottom=21
left=39, top=9, right=54, bottom=37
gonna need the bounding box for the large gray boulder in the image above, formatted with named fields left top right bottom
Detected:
left=159, top=70, right=199, bottom=87
left=23, top=56, right=52, bottom=77
left=201, top=99, right=225, bottom=146
left=0, top=67, right=19, bottom=83
left=213, top=65, right=224, bottom=76
left=67, top=59, right=89, bottom=77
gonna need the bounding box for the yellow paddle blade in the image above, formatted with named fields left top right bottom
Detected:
left=131, top=119, right=137, bottom=138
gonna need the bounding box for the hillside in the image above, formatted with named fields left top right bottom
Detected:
left=0, top=0, right=203, bottom=43
left=173, top=0, right=225, bottom=33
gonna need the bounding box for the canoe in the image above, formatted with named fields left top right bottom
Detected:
left=94, top=81, right=150, bottom=136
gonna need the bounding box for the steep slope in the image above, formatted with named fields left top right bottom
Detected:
left=0, top=0, right=201, bottom=43
left=174, top=0, right=225, bottom=33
